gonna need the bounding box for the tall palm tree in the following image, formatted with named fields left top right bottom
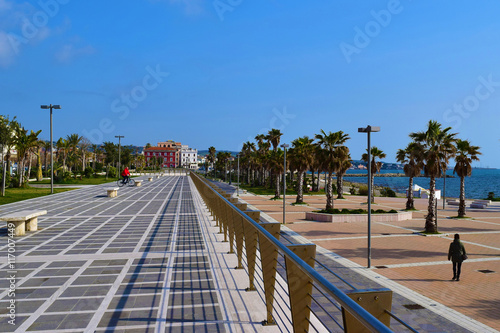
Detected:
left=266, top=128, right=283, bottom=152
left=453, top=139, right=481, bottom=217
left=396, top=142, right=424, bottom=210
left=410, top=120, right=457, bottom=233
left=362, top=146, right=386, bottom=204
left=0, top=116, right=17, bottom=196
left=335, top=146, right=351, bottom=199
left=267, top=149, right=284, bottom=198
left=208, top=146, right=216, bottom=178
left=315, top=130, right=350, bottom=209
left=13, top=126, right=41, bottom=186
left=289, top=136, right=314, bottom=204
left=42, top=140, right=52, bottom=177
left=56, top=138, right=69, bottom=172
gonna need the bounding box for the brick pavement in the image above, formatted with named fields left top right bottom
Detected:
left=236, top=189, right=500, bottom=332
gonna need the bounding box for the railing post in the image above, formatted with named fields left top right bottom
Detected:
left=342, top=289, right=393, bottom=333
left=233, top=214, right=245, bottom=269
left=259, top=222, right=281, bottom=325
left=285, top=244, right=317, bottom=333
left=243, top=220, right=259, bottom=291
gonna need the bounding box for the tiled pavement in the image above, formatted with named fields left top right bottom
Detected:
left=0, top=176, right=281, bottom=332
left=219, top=182, right=500, bottom=333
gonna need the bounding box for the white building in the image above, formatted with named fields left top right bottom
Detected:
left=180, top=147, right=198, bottom=169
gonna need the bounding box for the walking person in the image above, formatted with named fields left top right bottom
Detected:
left=448, top=233, right=467, bottom=281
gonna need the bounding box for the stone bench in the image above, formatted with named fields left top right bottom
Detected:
left=447, top=200, right=459, bottom=206
left=148, top=177, right=153, bottom=182
left=135, top=180, right=143, bottom=187
left=473, top=200, right=491, bottom=205
left=470, top=202, right=487, bottom=209
left=106, top=187, right=119, bottom=198
left=0, top=210, right=47, bottom=236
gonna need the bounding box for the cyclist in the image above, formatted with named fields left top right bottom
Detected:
left=121, top=167, right=130, bottom=184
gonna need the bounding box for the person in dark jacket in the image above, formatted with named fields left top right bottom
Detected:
left=448, top=233, right=467, bottom=281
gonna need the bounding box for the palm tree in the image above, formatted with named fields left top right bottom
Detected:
left=56, top=138, right=69, bottom=172
left=396, top=142, right=424, bottom=210
left=0, top=116, right=17, bottom=196
left=410, top=120, right=457, bottom=233
left=453, top=139, right=481, bottom=217
left=13, top=126, right=42, bottom=186
left=267, top=149, right=284, bottom=198
left=289, top=136, right=314, bottom=204
left=266, top=128, right=283, bottom=152
left=42, top=140, right=52, bottom=177
left=208, top=146, right=216, bottom=179
left=361, top=146, right=386, bottom=204
left=335, top=146, right=352, bottom=199
left=315, top=130, right=350, bottom=209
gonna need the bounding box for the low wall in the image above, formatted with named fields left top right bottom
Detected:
left=305, top=211, right=412, bottom=223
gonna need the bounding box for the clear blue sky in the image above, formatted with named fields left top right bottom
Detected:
left=2, top=0, right=500, bottom=167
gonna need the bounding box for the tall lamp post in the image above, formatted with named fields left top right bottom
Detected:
left=281, top=143, right=289, bottom=224
left=115, top=135, right=124, bottom=178
left=358, top=125, right=380, bottom=268
left=41, top=104, right=61, bottom=194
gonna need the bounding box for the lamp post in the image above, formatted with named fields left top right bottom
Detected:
left=115, top=135, right=124, bottom=178
left=281, top=143, right=289, bottom=224
left=358, top=125, right=380, bottom=268
left=41, top=104, right=61, bottom=194
left=237, top=154, right=240, bottom=196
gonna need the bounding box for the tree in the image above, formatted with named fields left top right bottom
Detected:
left=289, top=136, right=314, bottom=204
left=208, top=146, right=216, bottom=179
left=396, top=142, right=424, bottom=210
left=13, top=125, right=42, bottom=186
left=0, top=115, right=17, bottom=195
left=56, top=138, right=69, bottom=172
left=410, top=120, right=457, bottom=233
left=102, top=141, right=117, bottom=179
left=315, top=130, right=349, bottom=209
left=42, top=140, right=52, bottom=177
left=361, top=146, right=386, bottom=204
left=335, top=145, right=351, bottom=199
left=267, top=149, right=284, bottom=198
left=266, top=129, right=283, bottom=196
left=453, top=139, right=481, bottom=217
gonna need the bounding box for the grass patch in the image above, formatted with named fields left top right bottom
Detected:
left=316, top=208, right=398, bottom=214
left=29, top=175, right=135, bottom=186
left=292, top=202, right=309, bottom=206
left=0, top=187, right=77, bottom=206
left=239, top=185, right=296, bottom=196
left=417, top=231, right=442, bottom=235
left=449, top=216, right=474, bottom=219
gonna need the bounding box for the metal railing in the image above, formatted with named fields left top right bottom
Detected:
left=190, top=172, right=398, bottom=332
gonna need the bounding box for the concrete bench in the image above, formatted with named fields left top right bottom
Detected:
left=148, top=177, right=153, bottom=182
left=0, top=210, right=47, bottom=236
left=447, top=200, right=460, bottom=206
left=106, top=187, right=119, bottom=198
left=135, top=180, right=143, bottom=187
left=470, top=202, right=487, bottom=209
left=473, top=200, right=491, bottom=205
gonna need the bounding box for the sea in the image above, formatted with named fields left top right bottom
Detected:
left=333, top=168, right=500, bottom=200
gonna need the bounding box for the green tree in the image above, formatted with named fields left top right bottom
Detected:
left=335, top=145, right=352, bottom=199
left=315, top=130, right=349, bottom=209
left=14, top=125, right=42, bottom=187
left=453, top=139, right=481, bottom=217
left=289, top=136, right=314, bottom=204
left=361, top=146, right=386, bottom=204
left=0, top=115, right=17, bottom=195
left=266, top=128, right=283, bottom=196
left=410, top=120, right=457, bottom=233
left=208, top=146, right=216, bottom=179
left=396, top=142, right=424, bottom=210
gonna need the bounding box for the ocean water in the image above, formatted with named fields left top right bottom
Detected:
left=337, top=168, right=500, bottom=199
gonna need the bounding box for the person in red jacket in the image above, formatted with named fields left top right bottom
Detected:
left=121, top=167, right=130, bottom=183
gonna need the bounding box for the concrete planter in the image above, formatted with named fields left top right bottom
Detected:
left=305, top=211, right=412, bottom=223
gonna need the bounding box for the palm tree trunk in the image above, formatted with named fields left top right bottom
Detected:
left=326, top=171, right=333, bottom=209
left=337, top=174, right=344, bottom=199
left=406, top=177, right=414, bottom=210
left=296, top=171, right=304, bottom=203
left=370, top=174, right=375, bottom=204
left=36, top=152, right=43, bottom=181
left=311, top=169, right=316, bottom=192
left=425, top=176, right=437, bottom=233
left=458, top=176, right=466, bottom=217
left=275, top=172, right=280, bottom=198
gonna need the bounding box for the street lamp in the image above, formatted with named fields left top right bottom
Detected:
left=358, top=125, right=380, bottom=268
left=281, top=143, right=289, bottom=224
left=41, top=104, right=61, bottom=194
left=115, top=135, right=124, bottom=178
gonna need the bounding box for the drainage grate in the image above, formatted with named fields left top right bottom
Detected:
left=478, top=269, right=495, bottom=274
left=403, top=304, right=425, bottom=310
left=375, top=265, right=388, bottom=269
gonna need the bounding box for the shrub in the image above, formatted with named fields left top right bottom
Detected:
left=380, top=187, right=396, bottom=197
left=358, top=185, right=369, bottom=196
left=487, top=192, right=495, bottom=200
left=107, top=166, right=117, bottom=178
left=349, top=185, right=356, bottom=195
left=84, top=167, right=94, bottom=178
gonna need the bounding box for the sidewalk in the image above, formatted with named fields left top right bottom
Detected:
left=0, top=176, right=282, bottom=332
left=216, top=181, right=499, bottom=333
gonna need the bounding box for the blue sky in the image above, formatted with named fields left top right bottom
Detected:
left=1, top=0, right=500, bottom=167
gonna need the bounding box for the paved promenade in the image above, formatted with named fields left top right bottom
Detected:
left=222, top=182, right=499, bottom=333
left=0, top=176, right=281, bottom=332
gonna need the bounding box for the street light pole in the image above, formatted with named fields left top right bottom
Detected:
left=281, top=143, right=289, bottom=224
left=358, top=125, right=380, bottom=268
left=41, top=104, right=61, bottom=194
left=115, top=135, right=124, bottom=178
